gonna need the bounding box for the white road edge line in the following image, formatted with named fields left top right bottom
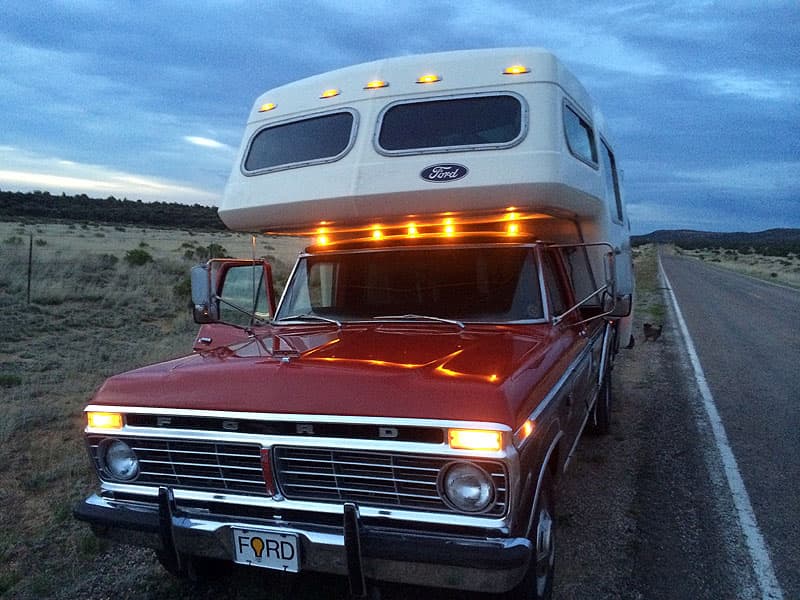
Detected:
left=659, top=253, right=784, bottom=600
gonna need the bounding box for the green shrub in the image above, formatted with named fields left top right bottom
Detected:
left=124, top=248, right=153, bottom=266
left=0, top=374, right=22, bottom=388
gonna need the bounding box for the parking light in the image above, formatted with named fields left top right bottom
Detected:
left=87, top=411, right=123, bottom=430
left=448, top=429, right=503, bottom=451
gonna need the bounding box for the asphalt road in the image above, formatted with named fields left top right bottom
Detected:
left=659, top=253, right=799, bottom=599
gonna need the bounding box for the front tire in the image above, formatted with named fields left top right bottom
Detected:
left=504, top=472, right=556, bottom=600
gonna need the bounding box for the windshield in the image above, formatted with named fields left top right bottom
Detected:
left=276, top=246, right=543, bottom=323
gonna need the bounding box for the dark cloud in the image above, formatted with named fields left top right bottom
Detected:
left=0, top=0, right=798, bottom=232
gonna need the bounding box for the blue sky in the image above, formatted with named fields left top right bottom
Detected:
left=1, top=1, right=798, bottom=234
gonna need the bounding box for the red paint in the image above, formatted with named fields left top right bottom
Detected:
left=90, top=322, right=593, bottom=427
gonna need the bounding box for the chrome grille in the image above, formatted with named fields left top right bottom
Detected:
left=273, top=446, right=508, bottom=516
left=88, top=436, right=267, bottom=496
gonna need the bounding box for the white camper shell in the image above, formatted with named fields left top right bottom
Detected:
left=219, top=48, right=633, bottom=334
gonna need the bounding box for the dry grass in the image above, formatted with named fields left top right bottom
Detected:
left=0, top=220, right=304, bottom=599
left=631, top=244, right=666, bottom=324
left=676, top=246, right=800, bottom=289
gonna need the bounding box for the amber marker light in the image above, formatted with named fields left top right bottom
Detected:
left=87, top=411, right=123, bottom=430
left=364, top=79, right=389, bottom=89
left=449, top=429, right=503, bottom=451
left=503, top=65, right=530, bottom=75
left=372, top=227, right=383, bottom=240
left=320, top=88, right=340, bottom=99
left=258, top=103, right=277, bottom=112
left=407, top=223, right=419, bottom=237
left=416, top=74, right=441, bottom=84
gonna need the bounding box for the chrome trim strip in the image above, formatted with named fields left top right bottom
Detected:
left=85, top=406, right=511, bottom=433
left=513, top=327, right=603, bottom=445
left=563, top=386, right=599, bottom=472
left=89, top=428, right=511, bottom=460
left=525, top=430, right=563, bottom=538
left=98, top=482, right=510, bottom=530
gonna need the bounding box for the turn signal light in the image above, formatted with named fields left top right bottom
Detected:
left=448, top=429, right=503, bottom=451
left=87, top=412, right=123, bottom=430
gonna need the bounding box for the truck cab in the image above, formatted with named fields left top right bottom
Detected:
left=75, top=48, right=633, bottom=599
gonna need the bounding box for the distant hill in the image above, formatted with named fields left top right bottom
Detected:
left=632, top=228, right=800, bottom=256
left=0, top=189, right=225, bottom=230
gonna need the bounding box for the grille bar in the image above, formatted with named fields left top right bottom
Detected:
left=274, top=446, right=508, bottom=516
left=89, top=436, right=267, bottom=496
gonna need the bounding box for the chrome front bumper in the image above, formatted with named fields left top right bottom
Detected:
left=74, top=490, right=531, bottom=594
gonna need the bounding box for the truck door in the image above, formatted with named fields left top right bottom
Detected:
left=542, top=249, right=594, bottom=448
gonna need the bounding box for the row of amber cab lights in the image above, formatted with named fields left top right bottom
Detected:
left=259, top=64, right=532, bottom=112
left=314, top=213, right=524, bottom=246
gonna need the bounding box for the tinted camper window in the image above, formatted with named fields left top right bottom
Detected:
left=564, top=105, right=597, bottom=165
left=601, top=140, right=623, bottom=222
left=378, top=95, right=523, bottom=153
left=244, top=111, right=355, bottom=173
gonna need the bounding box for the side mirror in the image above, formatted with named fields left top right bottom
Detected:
left=191, top=264, right=217, bottom=324
left=190, top=259, right=276, bottom=327
left=605, top=293, right=632, bottom=319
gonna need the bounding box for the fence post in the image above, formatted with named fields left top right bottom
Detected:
left=27, top=234, right=33, bottom=305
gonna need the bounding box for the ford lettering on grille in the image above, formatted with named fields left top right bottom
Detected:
left=420, top=164, right=468, bottom=183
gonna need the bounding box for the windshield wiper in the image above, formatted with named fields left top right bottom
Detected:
left=372, top=314, right=465, bottom=329
left=275, top=313, right=342, bottom=327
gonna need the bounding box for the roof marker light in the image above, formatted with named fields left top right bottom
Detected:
left=503, top=65, right=530, bottom=75
left=443, top=218, right=455, bottom=237
left=416, top=74, right=441, bottom=84
left=258, top=103, right=277, bottom=112
left=507, top=222, right=520, bottom=235
left=320, top=88, right=340, bottom=99
left=407, top=223, right=419, bottom=237
left=364, top=79, right=389, bottom=89
left=372, top=227, right=383, bottom=240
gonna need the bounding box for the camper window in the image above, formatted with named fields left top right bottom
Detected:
left=564, top=105, right=597, bottom=165
left=377, top=94, right=524, bottom=154
left=601, top=140, right=623, bottom=222
left=243, top=110, right=356, bottom=173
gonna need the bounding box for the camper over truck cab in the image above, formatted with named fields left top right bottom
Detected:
left=76, top=48, right=634, bottom=599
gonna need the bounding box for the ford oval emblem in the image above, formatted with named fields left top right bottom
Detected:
left=420, top=164, right=468, bottom=183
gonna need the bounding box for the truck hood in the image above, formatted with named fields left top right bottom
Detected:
left=91, top=324, right=563, bottom=425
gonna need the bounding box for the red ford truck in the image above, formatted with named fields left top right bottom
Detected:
left=75, top=48, right=634, bottom=599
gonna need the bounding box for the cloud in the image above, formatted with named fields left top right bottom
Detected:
left=700, top=72, right=798, bottom=101
left=183, top=136, right=233, bottom=150
left=0, top=147, right=220, bottom=204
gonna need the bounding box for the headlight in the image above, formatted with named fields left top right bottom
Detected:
left=440, top=462, right=495, bottom=513
left=101, top=439, right=139, bottom=481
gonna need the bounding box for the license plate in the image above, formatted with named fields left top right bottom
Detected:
left=232, top=527, right=300, bottom=572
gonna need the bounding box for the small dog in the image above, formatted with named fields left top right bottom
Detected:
left=643, top=323, right=663, bottom=342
